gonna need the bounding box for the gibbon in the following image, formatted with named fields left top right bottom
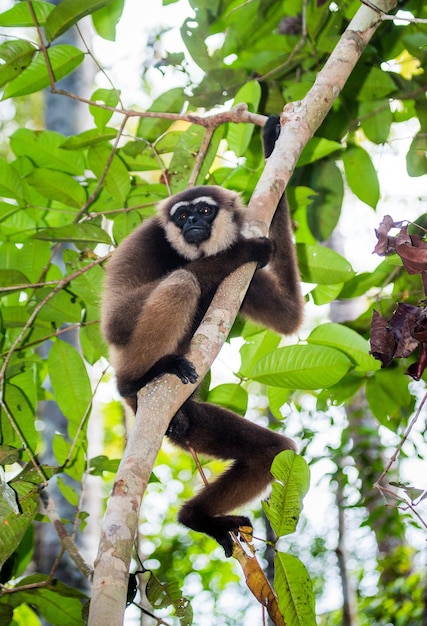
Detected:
left=101, top=116, right=303, bottom=556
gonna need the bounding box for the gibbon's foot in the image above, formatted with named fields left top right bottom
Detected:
left=178, top=506, right=252, bottom=557
left=211, top=515, right=253, bottom=557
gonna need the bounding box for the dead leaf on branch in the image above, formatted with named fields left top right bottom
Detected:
left=232, top=530, right=286, bottom=626
left=370, top=216, right=427, bottom=380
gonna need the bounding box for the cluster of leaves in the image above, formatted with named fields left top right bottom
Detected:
left=0, top=0, right=426, bottom=624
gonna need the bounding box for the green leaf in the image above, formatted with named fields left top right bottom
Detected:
left=137, top=88, right=187, bottom=142
left=0, top=481, right=39, bottom=568
left=267, top=386, right=291, bottom=419
left=48, top=341, right=92, bottom=426
left=227, top=80, right=261, bottom=156
left=89, top=88, right=120, bottom=130
left=0, top=40, right=36, bottom=88
left=366, top=368, right=415, bottom=431
left=92, top=0, right=125, bottom=41
left=61, top=128, right=118, bottom=149
left=339, top=260, right=394, bottom=298
left=358, top=66, right=396, bottom=100
left=10, top=129, right=85, bottom=175
left=306, top=160, right=344, bottom=240
left=87, top=144, right=130, bottom=202
left=2, top=384, right=37, bottom=452
left=0, top=1, right=54, bottom=27
left=275, top=553, right=317, bottom=626
left=36, top=288, right=82, bottom=324
left=2, top=45, right=84, bottom=100
left=239, top=328, right=281, bottom=378
left=26, top=169, right=87, bottom=208
left=0, top=269, right=29, bottom=289
left=5, top=574, right=86, bottom=626
left=359, top=100, right=392, bottom=144
left=407, top=132, right=427, bottom=177
left=310, top=282, right=344, bottom=305
left=263, top=450, right=310, bottom=537
left=307, top=322, right=380, bottom=372
left=168, top=124, right=206, bottom=192
left=57, top=476, right=79, bottom=506
left=252, top=345, right=352, bottom=389
left=45, top=0, right=114, bottom=42
left=206, top=384, right=248, bottom=416
left=297, top=243, right=355, bottom=284
left=0, top=157, right=24, bottom=200
left=298, top=137, right=342, bottom=166
left=342, top=145, right=380, bottom=209
left=33, top=223, right=111, bottom=244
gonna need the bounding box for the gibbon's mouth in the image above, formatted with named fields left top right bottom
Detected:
left=183, top=227, right=210, bottom=244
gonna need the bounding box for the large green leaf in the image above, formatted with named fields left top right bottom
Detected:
left=0, top=1, right=54, bottom=27
left=342, top=145, right=380, bottom=209
left=0, top=40, right=36, bottom=88
left=2, top=574, right=86, bottom=626
left=2, top=45, right=84, bottom=100
left=26, top=168, right=87, bottom=208
left=48, top=340, right=92, bottom=427
left=45, top=0, right=114, bottom=42
left=252, top=345, right=352, bottom=388
left=263, top=450, right=310, bottom=537
left=33, top=223, right=111, bottom=244
left=275, top=553, right=317, bottom=626
left=297, top=243, right=355, bottom=284
left=307, top=322, right=380, bottom=372
left=10, top=129, right=85, bottom=175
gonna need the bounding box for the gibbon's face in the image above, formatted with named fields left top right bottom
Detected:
left=170, top=196, right=218, bottom=245
left=158, top=186, right=243, bottom=261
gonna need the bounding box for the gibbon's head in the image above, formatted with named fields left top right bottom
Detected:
left=158, top=186, right=245, bottom=260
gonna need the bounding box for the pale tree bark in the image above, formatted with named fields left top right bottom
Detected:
left=88, top=1, right=397, bottom=623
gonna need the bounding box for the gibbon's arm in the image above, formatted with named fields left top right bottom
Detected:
left=240, top=117, right=304, bottom=335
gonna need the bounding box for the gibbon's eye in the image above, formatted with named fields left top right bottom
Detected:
left=177, top=210, right=189, bottom=222
left=198, top=204, right=213, bottom=215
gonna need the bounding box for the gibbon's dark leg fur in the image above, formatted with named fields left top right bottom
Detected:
left=240, top=116, right=304, bottom=335
left=167, top=399, right=296, bottom=557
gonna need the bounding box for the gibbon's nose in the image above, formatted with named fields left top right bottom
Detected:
left=187, top=215, right=196, bottom=224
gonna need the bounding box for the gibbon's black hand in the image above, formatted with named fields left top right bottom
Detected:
left=169, top=356, right=198, bottom=385
left=101, top=115, right=303, bottom=555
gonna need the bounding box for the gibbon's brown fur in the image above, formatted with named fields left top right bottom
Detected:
left=101, top=116, right=304, bottom=556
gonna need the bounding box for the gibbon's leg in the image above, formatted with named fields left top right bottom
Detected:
left=167, top=399, right=296, bottom=556
left=113, top=269, right=201, bottom=396
left=241, top=197, right=304, bottom=335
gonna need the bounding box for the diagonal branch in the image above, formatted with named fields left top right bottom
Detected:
left=88, top=1, right=397, bottom=624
